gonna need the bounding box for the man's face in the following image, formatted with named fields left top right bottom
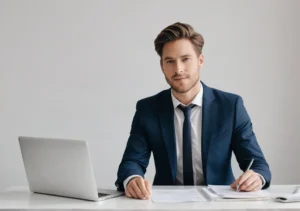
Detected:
left=161, top=39, right=204, bottom=93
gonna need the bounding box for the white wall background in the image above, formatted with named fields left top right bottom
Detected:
left=0, top=0, right=299, bottom=191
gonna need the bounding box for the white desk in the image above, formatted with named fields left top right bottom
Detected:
left=0, top=185, right=299, bottom=210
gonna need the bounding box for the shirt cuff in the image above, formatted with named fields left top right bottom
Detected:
left=257, top=173, right=266, bottom=187
left=123, top=175, right=142, bottom=191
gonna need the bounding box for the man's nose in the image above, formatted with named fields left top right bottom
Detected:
left=175, top=61, right=184, bottom=74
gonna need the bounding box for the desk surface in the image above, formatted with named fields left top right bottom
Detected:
left=1, top=185, right=300, bottom=210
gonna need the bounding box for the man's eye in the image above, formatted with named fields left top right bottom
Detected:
left=166, top=60, right=174, bottom=64
left=183, top=58, right=189, bottom=62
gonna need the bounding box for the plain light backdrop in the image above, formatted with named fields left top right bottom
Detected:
left=0, top=0, right=299, bottom=190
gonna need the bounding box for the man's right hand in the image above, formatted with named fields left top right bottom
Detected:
left=125, top=177, right=151, bottom=200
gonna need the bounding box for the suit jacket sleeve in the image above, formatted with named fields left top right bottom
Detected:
left=115, top=101, right=151, bottom=191
left=231, top=96, right=271, bottom=189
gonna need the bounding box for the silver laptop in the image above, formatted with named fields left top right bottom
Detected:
left=18, top=136, right=124, bottom=201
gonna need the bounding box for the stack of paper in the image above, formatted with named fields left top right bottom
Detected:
left=151, top=189, right=207, bottom=203
left=203, top=185, right=270, bottom=201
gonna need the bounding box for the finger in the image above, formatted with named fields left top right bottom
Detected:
left=252, top=183, right=262, bottom=192
left=125, top=189, right=132, bottom=198
left=244, top=182, right=261, bottom=192
left=136, top=179, right=149, bottom=198
left=239, top=174, right=257, bottom=191
left=145, top=180, right=152, bottom=195
left=249, top=183, right=262, bottom=192
left=238, top=170, right=254, bottom=186
left=127, top=185, right=137, bottom=199
left=243, top=178, right=262, bottom=192
left=131, top=180, right=145, bottom=199
left=230, top=179, right=239, bottom=189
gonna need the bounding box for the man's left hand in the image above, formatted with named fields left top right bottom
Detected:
left=230, top=170, right=262, bottom=192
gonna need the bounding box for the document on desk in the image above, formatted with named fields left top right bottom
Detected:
left=206, top=185, right=270, bottom=200
left=151, top=189, right=207, bottom=203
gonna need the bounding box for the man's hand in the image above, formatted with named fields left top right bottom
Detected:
left=125, top=177, right=151, bottom=200
left=231, top=170, right=263, bottom=192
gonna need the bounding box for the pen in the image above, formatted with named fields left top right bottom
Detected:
left=236, top=158, right=254, bottom=192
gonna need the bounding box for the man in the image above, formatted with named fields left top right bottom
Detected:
left=115, top=22, right=271, bottom=200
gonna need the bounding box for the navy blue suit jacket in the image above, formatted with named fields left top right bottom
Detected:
left=115, top=82, right=271, bottom=191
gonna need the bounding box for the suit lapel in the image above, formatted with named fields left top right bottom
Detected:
left=158, top=89, right=177, bottom=184
left=201, top=82, right=217, bottom=185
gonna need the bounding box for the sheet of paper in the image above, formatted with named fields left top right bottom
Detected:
left=151, top=189, right=207, bottom=203
left=201, top=187, right=220, bottom=201
left=208, top=185, right=270, bottom=199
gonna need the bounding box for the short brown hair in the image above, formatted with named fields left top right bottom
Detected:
left=154, top=22, right=204, bottom=58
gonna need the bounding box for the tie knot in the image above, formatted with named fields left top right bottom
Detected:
left=177, top=104, right=196, bottom=116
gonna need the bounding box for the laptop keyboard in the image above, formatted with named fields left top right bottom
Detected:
left=98, top=193, right=109, bottom=197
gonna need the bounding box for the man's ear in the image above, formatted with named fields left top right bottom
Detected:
left=199, top=54, right=204, bottom=68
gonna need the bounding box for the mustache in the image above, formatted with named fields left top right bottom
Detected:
left=172, top=73, right=188, bottom=79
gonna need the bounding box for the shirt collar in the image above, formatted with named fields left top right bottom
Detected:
left=171, top=83, right=203, bottom=108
